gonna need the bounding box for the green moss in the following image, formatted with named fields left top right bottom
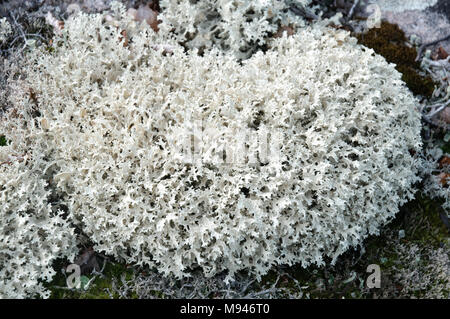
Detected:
left=0, top=135, right=6, bottom=146
left=47, top=261, right=138, bottom=299
left=355, top=22, right=435, bottom=98
left=394, top=195, right=448, bottom=247
left=443, top=142, right=450, bottom=154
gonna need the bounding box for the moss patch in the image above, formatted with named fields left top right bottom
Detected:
left=47, top=261, right=138, bottom=299
left=355, top=22, right=435, bottom=98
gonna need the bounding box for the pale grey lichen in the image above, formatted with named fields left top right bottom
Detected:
left=392, top=243, right=449, bottom=298
left=0, top=1, right=424, bottom=297
left=158, top=0, right=311, bottom=59
left=0, top=154, right=78, bottom=298
left=0, top=18, right=12, bottom=43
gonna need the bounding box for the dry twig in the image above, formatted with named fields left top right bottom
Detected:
left=416, top=34, right=450, bottom=62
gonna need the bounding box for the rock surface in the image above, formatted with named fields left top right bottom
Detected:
left=375, top=0, right=450, bottom=52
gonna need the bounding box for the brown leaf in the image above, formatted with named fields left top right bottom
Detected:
left=127, top=4, right=160, bottom=32
left=149, top=0, right=160, bottom=13
left=437, top=47, right=449, bottom=60
left=119, top=30, right=128, bottom=47
left=432, top=47, right=449, bottom=60
left=274, top=25, right=294, bottom=38
left=439, top=156, right=450, bottom=168
left=438, top=172, right=450, bottom=187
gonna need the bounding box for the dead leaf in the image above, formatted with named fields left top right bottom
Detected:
left=127, top=4, right=159, bottom=32
left=28, top=88, right=38, bottom=106
left=119, top=30, right=128, bottom=47
left=438, top=172, right=450, bottom=187
left=439, top=156, right=450, bottom=168
left=149, top=0, right=160, bottom=12
left=45, top=12, right=64, bottom=36
left=274, top=25, right=294, bottom=38
left=436, top=46, right=449, bottom=60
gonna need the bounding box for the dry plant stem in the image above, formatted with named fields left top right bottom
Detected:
left=426, top=101, right=449, bottom=119
left=4, top=13, right=40, bottom=55
left=426, top=56, right=450, bottom=70
left=416, top=34, right=450, bottom=62
left=289, top=4, right=319, bottom=20
left=11, top=14, right=25, bottom=41
left=348, top=0, right=360, bottom=19
left=422, top=114, right=450, bottom=130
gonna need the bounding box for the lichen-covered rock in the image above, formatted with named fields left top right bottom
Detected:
left=0, top=1, right=423, bottom=294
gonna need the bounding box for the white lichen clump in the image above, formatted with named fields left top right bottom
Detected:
left=158, top=0, right=311, bottom=59
left=0, top=2, right=423, bottom=297
left=0, top=18, right=12, bottom=43
left=0, top=157, right=78, bottom=298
